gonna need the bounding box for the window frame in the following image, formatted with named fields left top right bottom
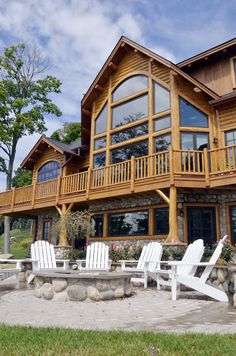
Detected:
left=230, top=56, right=236, bottom=89
left=37, top=160, right=61, bottom=183
left=41, top=219, right=52, bottom=242
left=108, top=209, right=149, bottom=237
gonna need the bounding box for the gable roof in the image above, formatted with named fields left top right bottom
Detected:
left=82, top=36, right=219, bottom=111
left=21, top=136, right=81, bottom=170
left=178, top=37, right=236, bottom=68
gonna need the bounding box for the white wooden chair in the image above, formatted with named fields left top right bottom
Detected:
left=0, top=268, right=20, bottom=289
left=151, top=236, right=228, bottom=302
left=76, top=242, right=112, bottom=271
left=120, top=242, right=163, bottom=288
left=28, top=240, right=70, bottom=283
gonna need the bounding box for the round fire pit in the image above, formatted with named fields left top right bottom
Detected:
left=34, top=270, right=132, bottom=302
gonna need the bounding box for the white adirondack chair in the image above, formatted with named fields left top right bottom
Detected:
left=76, top=242, right=112, bottom=271
left=153, top=236, right=228, bottom=302
left=148, top=239, right=204, bottom=292
left=120, top=242, right=163, bottom=288
left=28, top=240, right=70, bottom=283
left=0, top=268, right=20, bottom=289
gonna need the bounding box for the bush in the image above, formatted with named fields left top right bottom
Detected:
left=68, top=248, right=86, bottom=261
left=109, top=243, right=142, bottom=262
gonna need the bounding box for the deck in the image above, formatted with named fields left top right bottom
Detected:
left=1, top=145, right=236, bottom=215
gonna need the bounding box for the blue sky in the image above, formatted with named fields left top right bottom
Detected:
left=0, top=0, right=236, bottom=190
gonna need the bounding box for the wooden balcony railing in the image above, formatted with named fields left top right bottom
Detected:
left=1, top=146, right=236, bottom=213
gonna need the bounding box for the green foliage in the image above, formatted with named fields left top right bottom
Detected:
left=68, top=248, right=87, bottom=261
left=51, top=122, right=81, bottom=144
left=0, top=228, right=31, bottom=257
left=12, top=168, right=32, bottom=187
left=109, top=243, right=142, bottom=262
left=0, top=326, right=236, bottom=356
left=202, top=242, right=236, bottom=265
left=0, top=43, right=62, bottom=189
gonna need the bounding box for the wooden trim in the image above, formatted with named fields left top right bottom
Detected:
left=230, top=56, right=236, bottom=89
left=109, top=117, right=148, bottom=134
left=90, top=203, right=168, bottom=216
left=88, top=235, right=167, bottom=242
left=36, top=158, right=62, bottom=176
left=109, top=134, right=149, bottom=150
left=224, top=201, right=236, bottom=244
left=148, top=60, right=154, bottom=155
left=111, top=88, right=148, bottom=107
left=183, top=203, right=220, bottom=244
left=178, top=92, right=212, bottom=116
left=152, top=109, right=171, bottom=120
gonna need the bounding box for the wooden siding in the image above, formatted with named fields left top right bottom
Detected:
left=218, top=104, right=236, bottom=133
left=188, top=56, right=234, bottom=96
left=151, top=61, right=170, bottom=84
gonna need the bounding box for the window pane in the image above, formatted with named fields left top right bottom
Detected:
left=93, top=152, right=106, bottom=168
left=108, top=210, right=149, bottom=236
left=91, top=215, right=104, bottom=237
left=112, top=94, right=148, bottom=129
left=154, top=208, right=169, bottom=235
left=95, top=104, right=107, bottom=135
left=180, top=98, right=208, bottom=127
left=181, top=133, right=194, bottom=150
left=111, top=140, right=148, bottom=164
left=154, top=116, right=171, bottom=132
left=113, top=75, right=148, bottom=102
left=154, top=134, right=171, bottom=152
left=94, top=137, right=106, bottom=150
left=111, top=123, right=148, bottom=145
left=196, top=134, right=209, bottom=150
left=154, top=83, right=170, bottom=114
left=225, top=130, right=236, bottom=146
left=38, top=161, right=60, bottom=182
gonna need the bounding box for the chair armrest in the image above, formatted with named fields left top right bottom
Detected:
left=119, top=260, right=138, bottom=270
left=167, top=261, right=215, bottom=266
left=76, top=259, right=86, bottom=270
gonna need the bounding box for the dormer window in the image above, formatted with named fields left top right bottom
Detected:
left=37, top=161, right=61, bottom=182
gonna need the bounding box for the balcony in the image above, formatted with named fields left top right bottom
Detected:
left=1, top=145, right=236, bottom=215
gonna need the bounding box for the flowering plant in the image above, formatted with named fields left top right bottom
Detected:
left=109, top=242, right=143, bottom=262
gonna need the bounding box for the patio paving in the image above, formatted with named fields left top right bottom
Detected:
left=0, top=283, right=236, bottom=333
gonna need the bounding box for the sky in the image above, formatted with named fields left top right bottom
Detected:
left=0, top=0, right=236, bottom=190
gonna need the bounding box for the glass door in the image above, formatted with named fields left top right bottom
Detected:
left=187, top=206, right=216, bottom=244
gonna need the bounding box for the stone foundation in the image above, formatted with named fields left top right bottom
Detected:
left=54, top=245, right=72, bottom=259
left=34, top=271, right=132, bottom=302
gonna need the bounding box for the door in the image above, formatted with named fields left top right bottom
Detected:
left=230, top=206, right=236, bottom=245
left=187, top=206, right=217, bottom=244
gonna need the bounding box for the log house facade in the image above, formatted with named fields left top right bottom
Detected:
left=1, top=37, right=236, bottom=246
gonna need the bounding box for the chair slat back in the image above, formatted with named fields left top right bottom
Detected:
left=200, top=235, right=227, bottom=283
left=85, top=242, right=109, bottom=269
left=178, top=239, right=204, bottom=276
left=137, top=242, right=162, bottom=271
left=31, top=241, right=57, bottom=269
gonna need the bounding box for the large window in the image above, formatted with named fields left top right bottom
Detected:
left=225, top=130, right=236, bottom=146
left=154, top=208, right=169, bottom=235
left=113, top=75, right=148, bottom=102
left=37, top=161, right=60, bottom=182
left=180, top=98, right=208, bottom=128
left=111, top=140, right=148, bottom=164
left=111, top=123, right=148, bottom=145
left=91, top=215, right=104, bottom=237
left=154, top=134, right=171, bottom=152
left=181, top=132, right=209, bottom=150
left=108, top=210, right=149, bottom=236
left=95, top=104, right=107, bottom=135
left=154, top=82, right=170, bottom=114
left=112, top=94, right=148, bottom=129
left=94, top=137, right=106, bottom=150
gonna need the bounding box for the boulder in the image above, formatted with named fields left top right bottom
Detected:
left=217, top=269, right=225, bottom=284
left=110, top=279, right=122, bottom=290
left=100, top=290, right=114, bottom=300
left=41, top=283, right=54, bottom=300
left=124, top=280, right=132, bottom=296
left=34, top=276, right=44, bottom=288
left=52, top=278, right=67, bottom=293
left=114, top=286, right=124, bottom=298
left=87, top=286, right=100, bottom=301
left=34, top=288, right=42, bottom=298
left=67, top=285, right=87, bottom=301
left=53, top=291, right=67, bottom=302
left=96, top=281, right=110, bottom=292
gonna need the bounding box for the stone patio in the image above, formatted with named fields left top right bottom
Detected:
left=0, top=282, right=236, bottom=333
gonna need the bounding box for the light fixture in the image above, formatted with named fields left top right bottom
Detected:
left=213, top=137, right=218, bottom=145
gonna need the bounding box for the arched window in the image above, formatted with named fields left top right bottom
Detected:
left=37, top=161, right=61, bottom=182
left=112, top=75, right=148, bottom=102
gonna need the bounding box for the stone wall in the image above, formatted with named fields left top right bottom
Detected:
left=36, top=208, right=59, bottom=244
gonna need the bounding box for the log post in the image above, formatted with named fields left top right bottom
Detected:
left=55, top=203, right=74, bottom=246
left=130, top=156, right=135, bottom=192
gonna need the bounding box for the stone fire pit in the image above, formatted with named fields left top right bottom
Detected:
left=34, top=270, right=132, bottom=302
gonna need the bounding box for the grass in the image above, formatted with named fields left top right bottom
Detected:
left=0, top=228, right=31, bottom=258
left=0, top=325, right=235, bottom=356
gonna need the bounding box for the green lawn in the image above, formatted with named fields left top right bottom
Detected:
left=0, top=229, right=31, bottom=258
left=0, top=325, right=235, bottom=356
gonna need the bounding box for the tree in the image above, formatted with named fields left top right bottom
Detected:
left=0, top=43, right=62, bottom=253
left=51, top=122, right=81, bottom=144
left=12, top=168, right=32, bottom=188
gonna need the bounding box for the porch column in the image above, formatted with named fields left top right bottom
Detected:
left=156, top=187, right=180, bottom=243
left=55, top=203, right=74, bottom=246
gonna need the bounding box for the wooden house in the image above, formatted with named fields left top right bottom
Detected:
left=1, top=36, right=236, bottom=246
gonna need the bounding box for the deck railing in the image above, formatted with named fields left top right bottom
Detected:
left=1, top=146, right=236, bottom=212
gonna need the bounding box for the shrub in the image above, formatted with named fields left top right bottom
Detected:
left=109, top=243, right=142, bottom=262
